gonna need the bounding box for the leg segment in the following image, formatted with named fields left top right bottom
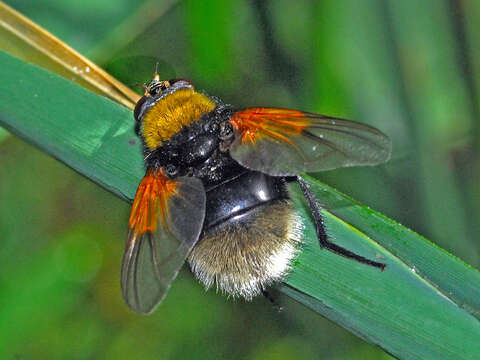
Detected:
left=262, top=290, right=283, bottom=312
left=297, top=176, right=385, bottom=270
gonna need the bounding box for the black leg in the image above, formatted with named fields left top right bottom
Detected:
left=262, top=290, right=283, bottom=312
left=297, top=176, right=386, bottom=270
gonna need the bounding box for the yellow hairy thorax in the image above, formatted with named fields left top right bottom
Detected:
left=141, top=88, right=216, bottom=150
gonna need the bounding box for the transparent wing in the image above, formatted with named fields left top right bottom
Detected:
left=121, top=171, right=206, bottom=314
left=229, top=107, right=392, bottom=176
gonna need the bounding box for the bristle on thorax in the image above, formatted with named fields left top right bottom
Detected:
left=142, top=88, right=216, bottom=150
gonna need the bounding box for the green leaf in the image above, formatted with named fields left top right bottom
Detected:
left=283, top=178, right=480, bottom=359
left=0, top=127, right=9, bottom=143
left=1, top=50, right=480, bottom=360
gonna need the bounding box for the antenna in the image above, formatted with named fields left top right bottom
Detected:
left=153, top=62, right=160, bottom=81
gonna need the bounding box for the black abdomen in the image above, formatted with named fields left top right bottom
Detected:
left=202, top=171, right=289, bottom=232
left=188, top=171, right=303, bottom=299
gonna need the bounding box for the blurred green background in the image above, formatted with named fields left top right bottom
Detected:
left=0, top=0, right=479, bottom=359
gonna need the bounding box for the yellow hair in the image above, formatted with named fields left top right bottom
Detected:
left=142, top=88, right=216, bottom=150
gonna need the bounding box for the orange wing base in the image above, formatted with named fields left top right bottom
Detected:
left=229, top=107, right=309, bottom=145
left=129, top=170, right=178, bottom=236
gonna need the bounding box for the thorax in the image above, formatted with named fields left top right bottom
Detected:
left=140, top=87, right=238, bottom=187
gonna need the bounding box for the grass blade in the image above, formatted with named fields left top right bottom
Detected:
left=0, top=1, right=139, bottom=109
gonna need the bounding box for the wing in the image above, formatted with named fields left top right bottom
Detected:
left=121, top=170, right=206, bottom=314
left=229, top=107, right=392, bottom=176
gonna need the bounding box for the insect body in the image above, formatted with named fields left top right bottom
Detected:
left=122, top=72, right=391, bottom=314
